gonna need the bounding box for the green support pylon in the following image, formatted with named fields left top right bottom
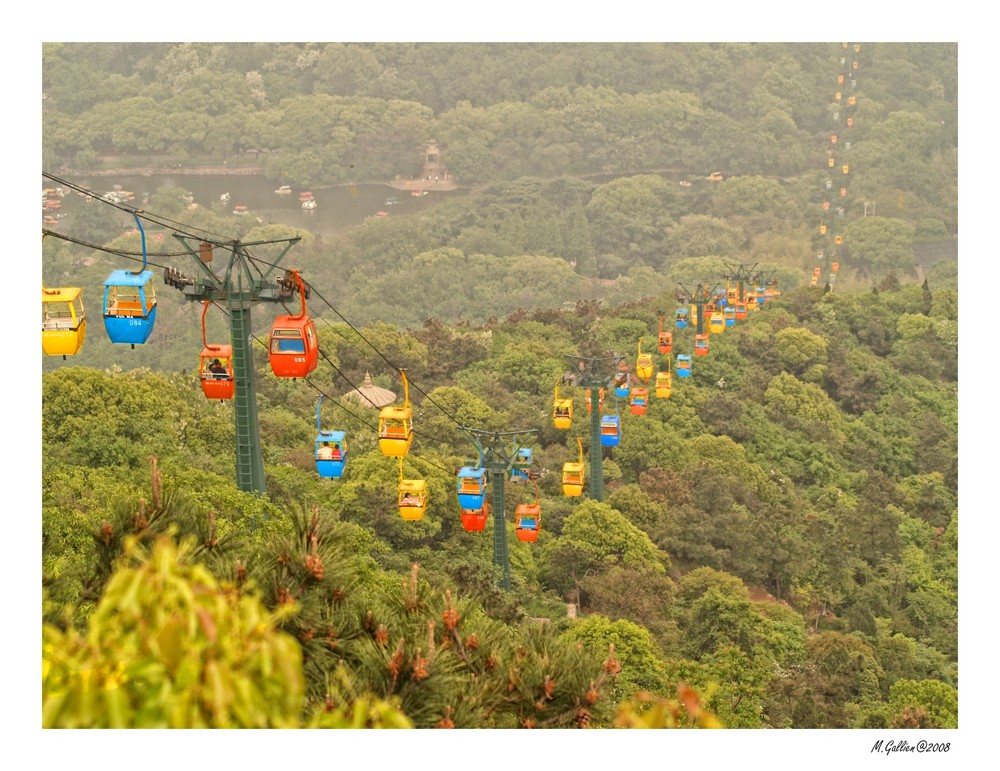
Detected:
left=168, top=235, right=301, bottom=495
left=564, top=354, right=621, bottom=503
left=589, top=385, right=604, bottom=502
left=462, top=428, right=536, bottom=592
left=490, top=470, right=510, bottom=591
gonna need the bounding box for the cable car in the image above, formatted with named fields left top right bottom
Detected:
left=694, top=333, right=709, bottom=356
left=734, top=301, right=747, bottom=320
left=457, top=466, right=487, bottom=510
left=314, top=396, right=346, bottom=479
left=655, top=370, right=672, bottom=399
left=676, top=354, right=692, bottom=378
left=197, top=302, right=234, bottom=401
left=553, top=384, right=573, bottom=429
left=636, top=338, right=653, bottom=383
left=379, top=369, right=414, bottom=458
left=613, top=371, right=630, bottom=399
left=398, top=460, right=428, bottom=521
left=629, top=387, right=648, bottom=416
left=676, top=308, right=689, bottom=329
left=511, top=446, right=533, bottom=482
left=585, top=388, right=605, bottom=414
left=42, top=286, right=86, bottom=358
left=746, top=294, right=759, bottom=312
left=657, top=316, right=673, bottom=354
left=461, top=499, right=489, bottom=533
left=724, top=306, right=736, bottom=327
left=846, top=117, right=854, bottom=128
left=709, top=311, right=725, bottom=334
left=562, top=439, right=585, bottom=497
left=103, top=213, right=156, bottom=347
left=600, top=414, right=621, bottom=447
left=268, top=271, right=319, bottom=378
left=515, top=479, right=542, bottom=543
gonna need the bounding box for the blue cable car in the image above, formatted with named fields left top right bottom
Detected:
left=600, top=415, right=621, bottom=447
left=511, top=446, right=533, bottom=482
left=676, top=353, right=692, bottom=378
left=103, top=212, right=156, bottom=347
left=676, top=308, right=689, bottom=329
left=457, top=466, right=487, bottom=510
left=613, top=372, right=630, bottom=399
left=724, top=306, right=736, bottom=327
left=314, top=395, right=346, bottom=478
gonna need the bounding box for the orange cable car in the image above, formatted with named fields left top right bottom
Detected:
left=515, top=478, right=542, bottom=542
left=268, top=270, right=318, bottom=378
left=379, top=369, right=414, bottom=457
left=734, top=301, right=747, bottom=320
left=561, top=438, right=585, bottom=497
left=397, top=458, right=428, bottom=521
left=585, top=388, right=605, bottom=414
left=198, top=301, right=234, bottom=401
left=553, top=384, right=573, bottom=429
left=694, top=333, right=709, bottom=356
left=42, top=285, right=86, bottom=359
left=657, top=316, right=673, bottom=355
left=629, top=387, right=648, bottom=416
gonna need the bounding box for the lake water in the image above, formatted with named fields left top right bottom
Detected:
left=49, top=175, right=468, bottom=239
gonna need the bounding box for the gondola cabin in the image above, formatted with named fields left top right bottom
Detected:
left=585, top=388, right=605, bottom=414
left=561, top=462, right=584, bottom=497
left=600, top=415, right=621, bottom=447
left=457, top=466, right=487, bottom=510
left=694, top=333, right=709, bottom=356
left=315, top=430, right=347, bottom=479
left=199, top=344, right=235, bottom=401
left=398, top=478, right=428, bottom=521
left=746, top=294, right=759, bottom=312
left=763, top=290, right=775, bottom=306
left=655, top=371, right=672, bottom=398
left=724, top=306, right=736, bottom=327
left=511, top=446, right=533, bottom=482
left=461, top=500, right=489, bottom=532
left=268, top=315, right=319, bottom=378
left=658, top=330, right=673, bottom=355
left=636, top=353, right=653, bottom=383
left=709, top=311, right=725, bottom=334
left=676, top=308, right=689, bottom=329
left=676, top=354, right=692, bottom=378
left=378, top=405, right=414, bottom=457
left=553, top=391, right=573, bottom=430
left=613, top=373, right=630, bottom=399
left=42, top=286, right=86, bottom=358
left=629, top=388, right=648, bottom=416
left=103, top=270, right=157, bottom=346
left=734, top=301, right=747, bottom=320
left=515, top=502, right=541, bottom=542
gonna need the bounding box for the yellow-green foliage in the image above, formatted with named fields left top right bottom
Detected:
left=42, top=537, right=304, bottom=728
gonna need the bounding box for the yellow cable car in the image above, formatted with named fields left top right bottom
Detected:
left=636, top=338, right=653, bottom=383
left=561, top=438, right=584, bottom=497
left=709, top=310, right=725, bottom=334
left=553, top=384, right=573, bottom=429
left=655, top=370, right=672, bottom=398
left=397, top=459, right=428, bottom=521
left=42, top=285, right=86, bottom=358
left=378, top=369, right=414, bottom=457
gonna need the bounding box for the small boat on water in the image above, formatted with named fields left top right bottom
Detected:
left=299, top=191, right=314, bottom=200
left=375, top=210, right=389, bottom=218
left=302, top=199, right=317, bottom=210
left=275, top=185, right=292, bottom=195
left=411, top=189, right=427, bottom=197
left=220, top=192, right=231, bottom=202
left=233, top=205, right=250, bottom=216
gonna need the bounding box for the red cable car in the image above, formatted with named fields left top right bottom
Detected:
left=461, top=500, right=490, bottom=533
left=657, top=315, right=673, bottom=355
left=198, top=302, right=234, bottom=401
left=268, top=270, right=319, bottom=378
left=515, top=478, right=541, bottom=542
